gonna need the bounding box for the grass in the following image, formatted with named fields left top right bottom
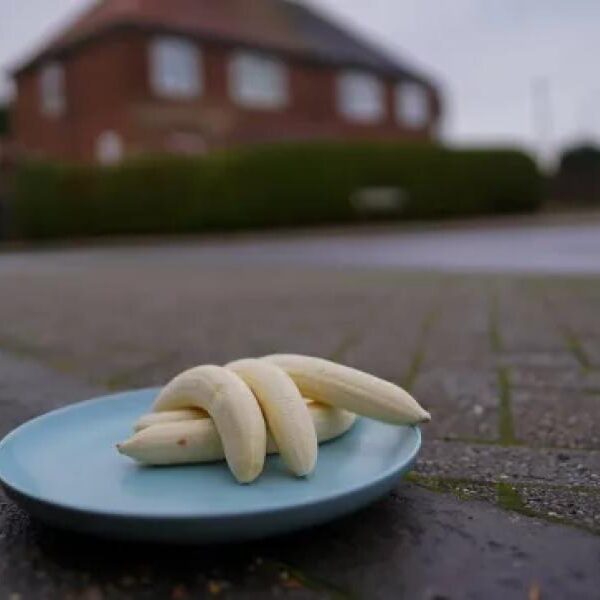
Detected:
left=497, top=367, right=518, bottom=446
left=564, top=332, right=592, bottom=370
left=528, top=283, right=593, bottom=370
left=402, top=348, right=426, bottom=393
left=402, top=299, right=443, bottom=391
left=409, top=473, right=600, bottom=535
left=327, top=331, right=364, bottom=364
left=488, top=288, right=503, bottom=352
left=496, top=482, right=527, bottom=512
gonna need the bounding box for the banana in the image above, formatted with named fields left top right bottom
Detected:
left=117, top=403, right=356, bottom=466
left=120, top=354, right=430, bottom=482
left=134, top=408, right=207, bottom=432
left=263, top=354, right=431, bottom=425
left=226, top=358, right=318, bottom=477
left=134, top=399, right=318, bottom=432
left=152, top=365, right=267, bottom=483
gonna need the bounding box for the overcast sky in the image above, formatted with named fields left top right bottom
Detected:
left=2, top=0, right=600, bottom=161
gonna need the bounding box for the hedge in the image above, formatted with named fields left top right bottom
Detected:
left=12, top=142, right=542, bottom=239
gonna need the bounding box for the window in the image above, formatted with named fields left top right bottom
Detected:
left=149, top=36, right=201, bottom=98
left=395, top=82, right=429, bottom=128
left=39, top=62, right=66, bottom=117
left=95, top=131, right=123, bottom=165
left=229, top=52, right=288, bottom=109
left=337, top=71, right=384, bottom=123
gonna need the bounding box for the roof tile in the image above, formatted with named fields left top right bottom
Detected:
left=18, top=0, right=428, bottom=81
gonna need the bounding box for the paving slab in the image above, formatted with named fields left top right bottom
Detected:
left=413, top=368, right=499, bottom=441
left=512, top=389, right=600, bottom=449
left=509, top=365, right=600, bottom=393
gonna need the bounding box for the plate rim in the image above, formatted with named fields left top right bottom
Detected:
left=0, top=388, right=422, bottom=521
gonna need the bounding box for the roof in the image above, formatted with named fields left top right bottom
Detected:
left=15, top=0, right=432, bottom=83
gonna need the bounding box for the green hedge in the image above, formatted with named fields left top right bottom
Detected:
left=13, top=143, right=542, bottom=239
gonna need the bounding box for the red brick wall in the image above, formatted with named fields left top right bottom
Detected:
left=13, top=69, right=71, bottom=160
left=13, top=31, right=144, bottom=161
left=67, top=32, right=146, bottom=159
left=13, top=30, right=441, bottom=162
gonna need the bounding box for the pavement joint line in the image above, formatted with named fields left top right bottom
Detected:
left=0, top=335, right=83, bottom=379
left=402, top=348, right=426, bottom=394
left=564, top=332, right=592, bottom=371
left=488, top=287, right=503, bottom=353
left=497, top=366, right=518, bottom=446
left=443, top=435, right=600, bottom=453
left=495, top=481, right=600, bottom=535
left=408, top=474, right=600, bottom=535
left=496, top=482, right=527, bottom=512
left=409, top=473, right=600, bottom=496
left=531, top=286, right=592, bottom=370
left=488, top=286, right=518, bottom=447
left=0, top=335, right=117, bottom=393
left=102, top=352, right=180, bottom=391
left=327, top=330, right=365, bottom=364
left=402, top=301, right=443, bottom=392
left=401, top=278, right=451, bottom=392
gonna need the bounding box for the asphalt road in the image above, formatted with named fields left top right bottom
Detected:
left=4, top=220, right=599, bottom=275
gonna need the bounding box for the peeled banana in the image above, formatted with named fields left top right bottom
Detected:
left=118, top=402, right=356, bottom=466
left=118, top=354, right=430, bottom=484
left=227, top=359, right=318, bottom=477
left=134, top=408, right=207, bottom=432
left=153, top=365, right=267, bottom=484
left=263, top=354, right=431, bottom=425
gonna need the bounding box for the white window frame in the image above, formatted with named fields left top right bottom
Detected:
left=149, top=36, right=202, bottom=99
left=229, top=51, right=289, bottom=110
left=336, top=70, right=385, bottom=123
left=395, top=82, right=430, bottom=128
left=39, top=62, right=66, bottom=117
left=95, top=130, right=123, bottom=165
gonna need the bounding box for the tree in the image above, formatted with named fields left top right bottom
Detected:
left=0, top=104, right=9, bottom=136
left=560, top=144, right=600, bottom=174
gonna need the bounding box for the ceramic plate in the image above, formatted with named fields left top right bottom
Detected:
left=0, top=389, right=421, bottom=543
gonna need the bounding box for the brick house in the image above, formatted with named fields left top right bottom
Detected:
left=12, top=0, right=442, bottom=163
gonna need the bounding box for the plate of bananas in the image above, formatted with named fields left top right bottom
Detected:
left=0, top=355, right=429, bottom=543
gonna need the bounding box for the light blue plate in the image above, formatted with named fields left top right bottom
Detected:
left=0, top=389, right=421, bottom=543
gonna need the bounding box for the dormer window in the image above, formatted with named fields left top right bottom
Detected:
left=395, top=82, right=429, bottom=128
left=149, top=36, right=202, bottom=99
left=229, top=51, right=289, bottom=110
left=337, top=70, right=384, bottom=123
left=39, top=62, right=66, bottom=117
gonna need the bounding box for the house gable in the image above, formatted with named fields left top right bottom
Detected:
left=11, top=1, right=442, bottom=162
left=14, top=0, right=435, bottom=86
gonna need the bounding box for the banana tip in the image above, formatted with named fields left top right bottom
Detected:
left=420, top=411, right=432, bottom=424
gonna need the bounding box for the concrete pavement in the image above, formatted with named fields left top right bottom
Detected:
left=1, top=231, right=599, bottom=598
